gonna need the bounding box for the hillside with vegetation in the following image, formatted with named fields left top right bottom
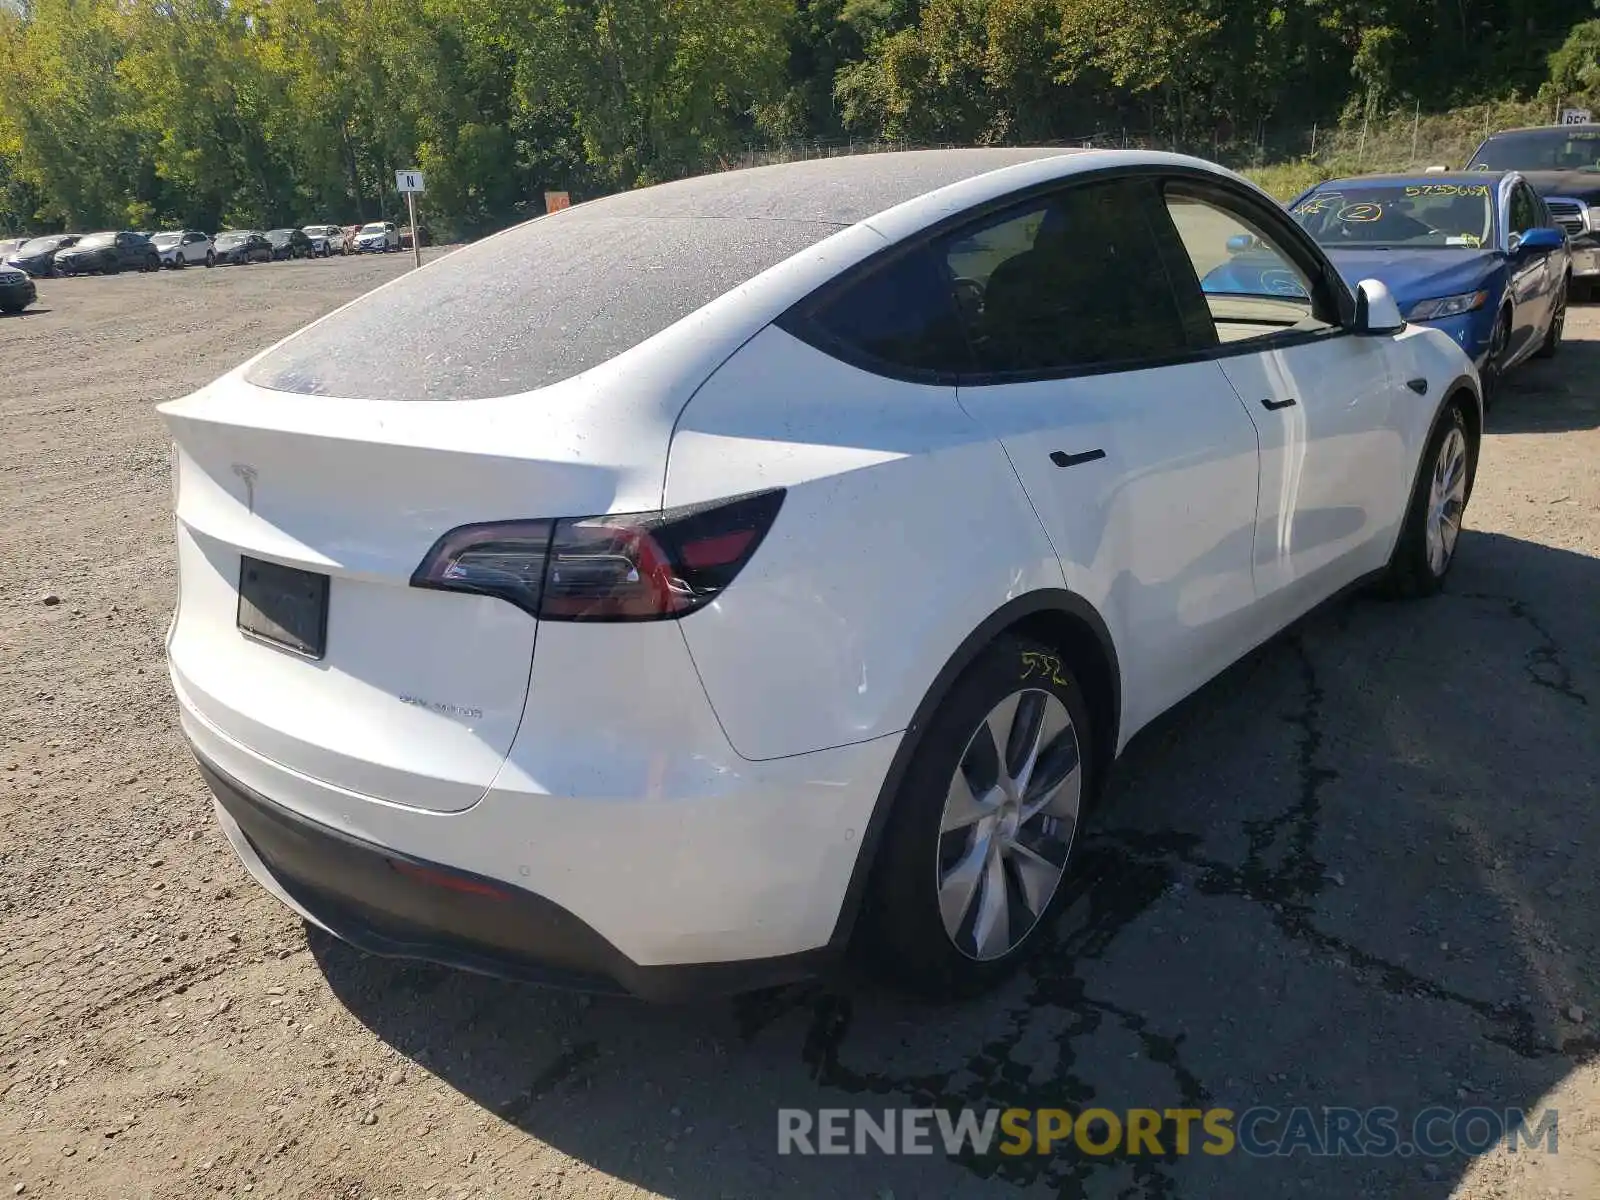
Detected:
left=2, top=0, right=1600, bottom=236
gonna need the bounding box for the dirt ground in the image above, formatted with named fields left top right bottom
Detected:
left=1, top=258, right=1597, bottom=1200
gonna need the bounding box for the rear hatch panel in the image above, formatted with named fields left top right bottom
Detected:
left=164, top=379, right=675, bottom=814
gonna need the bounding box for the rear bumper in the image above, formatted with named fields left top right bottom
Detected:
left=174, top=617, right=899, bottom=997
left=198, top=751, right=830, bottom=1000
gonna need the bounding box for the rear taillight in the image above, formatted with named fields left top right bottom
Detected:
left=411, top=489, right=784, bottom=621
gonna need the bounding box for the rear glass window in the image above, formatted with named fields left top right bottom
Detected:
left=247, top=211, right=838, bottom=400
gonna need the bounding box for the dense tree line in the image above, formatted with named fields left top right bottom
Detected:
left=1, top=0, right=1598, bottom=237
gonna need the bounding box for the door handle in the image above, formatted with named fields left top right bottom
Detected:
left=1261, top=397, right=1298, bottom=411
left=1049, top=449, right=1106, bottom=468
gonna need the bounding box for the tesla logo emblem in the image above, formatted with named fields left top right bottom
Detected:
left=232, top=463, right=258, bottom=514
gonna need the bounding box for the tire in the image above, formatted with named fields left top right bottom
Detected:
left=145, top=255, right=159, bottom=272
left=1535, top=281, right=1567, bottom=359
left=856, top=635, right=1095, bottom=999
left=1379, top=402, right=1472, bottom=599
left=205, top=251, right=214, bottom=268
left=0, top=302, right=24, bottom=314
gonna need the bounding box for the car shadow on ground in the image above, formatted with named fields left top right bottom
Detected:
left=313, top=530, right=1598, bottom=1199
left=0, top=308, right=50, bottom=318
left=1493, top=336, right=1600, bottom=434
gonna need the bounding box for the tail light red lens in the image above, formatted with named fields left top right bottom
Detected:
left=411, top=489, right=784, bottom=621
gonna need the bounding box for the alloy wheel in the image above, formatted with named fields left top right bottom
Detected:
left=935, top=688, right=1083, bottom=961
left=1425, top=426, right=1468, bottom=576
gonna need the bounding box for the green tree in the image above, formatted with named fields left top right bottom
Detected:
left=1547, top=17, right=1600, bottom=102
left=501, top=0, right=790, bottom=187
left=0, top=0, right=144, bottom=227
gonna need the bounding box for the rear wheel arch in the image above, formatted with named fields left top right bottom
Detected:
left=827, top=588, right=1121, bottom=952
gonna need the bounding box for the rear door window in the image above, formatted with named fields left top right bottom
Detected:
left=931, top=177, right=1199, bottom=375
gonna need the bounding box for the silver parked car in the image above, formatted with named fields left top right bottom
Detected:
left=300, top=225, right=341, bottom=257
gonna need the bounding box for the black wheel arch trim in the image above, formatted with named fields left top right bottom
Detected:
left=1441, top=370, right=1483, bottom=492
left=1393, top=371, right=1482, bottom=551
left=825, top=588, right=1121, bottom=952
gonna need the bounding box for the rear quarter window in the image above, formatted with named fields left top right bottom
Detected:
left=784, top=245, right=971, bottom=379
left=246, top=210, right=837, bottom=400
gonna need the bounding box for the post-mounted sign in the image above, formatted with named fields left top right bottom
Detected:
left=396, top=170, right=425, bottom=269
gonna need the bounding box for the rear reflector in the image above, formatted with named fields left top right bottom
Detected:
left=389, top=859, right=512, bottom=900
left=410, top=489, right=784, bottom=621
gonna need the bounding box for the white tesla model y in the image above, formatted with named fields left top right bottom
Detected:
left=162, top=149, right=1480, bottom=1000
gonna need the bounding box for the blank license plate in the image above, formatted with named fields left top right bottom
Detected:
left=237, top=556, right=329, bottom=659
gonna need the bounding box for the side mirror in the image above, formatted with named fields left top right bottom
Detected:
left=1353, top=278, right=1405, bottom=335
left=1516, top=227, right=1565, bottom=253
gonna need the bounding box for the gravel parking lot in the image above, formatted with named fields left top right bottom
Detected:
left=1, top=258, right=1597, bottom=1200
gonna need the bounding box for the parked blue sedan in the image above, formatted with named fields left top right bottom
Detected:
left=1285, top=172, right=1569, bottom=394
